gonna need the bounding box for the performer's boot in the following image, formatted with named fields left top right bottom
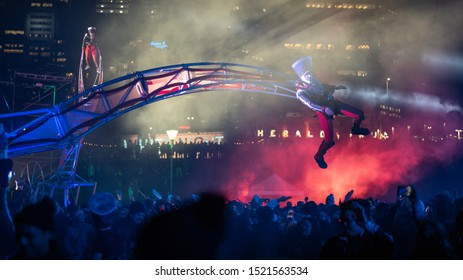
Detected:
left=351, top=121, right=370, bottom=136
left=314, top=140, right=335, bottom=169
left=84, top=64, right=90, bottom=70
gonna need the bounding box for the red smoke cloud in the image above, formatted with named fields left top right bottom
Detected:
left=221, top=113, right=463, bottom=204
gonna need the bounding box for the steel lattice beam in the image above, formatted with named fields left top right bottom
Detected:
left=1, top=62, right=299, bottom=158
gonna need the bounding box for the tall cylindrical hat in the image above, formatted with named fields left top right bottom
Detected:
left=292, top=56, right=324, bottom=92
left=292, top=56, right=314, bottom=79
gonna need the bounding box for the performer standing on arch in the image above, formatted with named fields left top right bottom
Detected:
left=292, top=56, right=370, bottom=169
left=83, top=27, right=100, bottom=72
left=78, top=27, right=103, bottom=94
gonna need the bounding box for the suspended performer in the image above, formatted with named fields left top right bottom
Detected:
left=292, top=56, right=370, bottom=169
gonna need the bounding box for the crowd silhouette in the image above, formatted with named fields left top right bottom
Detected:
left=2, top=162, right=463, bottom=260
left=1, top=138, right=463, bottom=260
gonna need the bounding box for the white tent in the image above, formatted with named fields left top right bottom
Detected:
left=249, top=173, right=305, bottom=198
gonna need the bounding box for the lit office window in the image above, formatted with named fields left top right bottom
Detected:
left=4, top=30, right=25, bottom=35
left=356, top=4, right=375, bottom=10
left=358, top=44, right=370, bottom=50
left=306, top=3, right=375, bottom=10
left=357, top=70, right=368, bottom=77
left=4, top=49, right=23, bottom=53
left=337, top=69, right=357, bottom=76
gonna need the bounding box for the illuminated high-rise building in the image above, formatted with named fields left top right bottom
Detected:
left=95, top=0, right=131, bottom=14
left=1, top=0, right=28, bottom=73
left=0, top=0, right=78, bottom=112
left=231, top=0, right=391, bottom=81
left=0, top=0, right=75, bottom=75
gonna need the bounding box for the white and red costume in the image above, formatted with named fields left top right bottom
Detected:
left=83, top=27, right=100, bottom=73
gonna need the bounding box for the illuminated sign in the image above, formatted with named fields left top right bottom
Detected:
left=456, top=129, right=462, bottom=139
left=257, top=129, right=324, bottom=139
left=256, top=128, right=385, bottom=140
left=255, top=127, right=463, bottom=141
left=150, top=41, right=168, bottom=49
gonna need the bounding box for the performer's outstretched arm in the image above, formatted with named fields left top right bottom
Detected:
left=296, top=84, right=336, bottom=117
left=295, top=87, right=324, bottom=112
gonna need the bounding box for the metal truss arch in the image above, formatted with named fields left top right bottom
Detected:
left=1, top=62, right=299, bottom=158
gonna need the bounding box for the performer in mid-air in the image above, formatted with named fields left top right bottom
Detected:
left=292, top=56, right=370, bottom=169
